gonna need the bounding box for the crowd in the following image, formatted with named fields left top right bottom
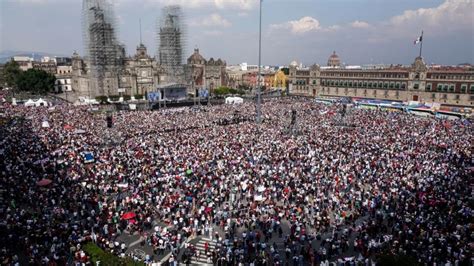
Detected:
left=0, top=98, right=472, bottom=265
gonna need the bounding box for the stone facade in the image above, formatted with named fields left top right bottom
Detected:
left=289, top=56, right=474, bottom=107
left=71, top=47, right=228, bottom=98
left=186, top=48, right=227, bottom=94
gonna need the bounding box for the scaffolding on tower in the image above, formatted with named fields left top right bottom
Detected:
left=156, top=5, right=187, bottom=84
left=82, top=0, right=124, bottom=97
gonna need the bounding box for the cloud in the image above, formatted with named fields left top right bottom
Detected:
left=350, top=20, right=370, bottom=29
left=271, top=17, right=321, bottom=34
left=197, top=13, right=231, bottom=27
left=389, top=0, right=472, bottom=28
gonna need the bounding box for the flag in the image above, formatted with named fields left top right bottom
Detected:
left=414, top=35, right=422, bottom=45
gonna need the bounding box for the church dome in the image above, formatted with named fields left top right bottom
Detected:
left=327, top=51, right=341, bottom=67
left=188, top=48, right=206, bottom=64
left=290, top=60, right=298, bottom=67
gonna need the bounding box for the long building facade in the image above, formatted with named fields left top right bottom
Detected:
left=289, top=54, right=474, bottom=107
left=70, top=45, right=227, bottom=98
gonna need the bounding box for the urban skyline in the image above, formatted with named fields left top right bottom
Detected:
left=0, top=0, right=473, bottom=66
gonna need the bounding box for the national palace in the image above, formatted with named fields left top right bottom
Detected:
left=289, top=52, right=474, bottom=107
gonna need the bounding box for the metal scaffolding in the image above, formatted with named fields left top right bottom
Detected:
left=157, top=5, right=186, bottom=83
left=82, top=0, right=123, bottom=96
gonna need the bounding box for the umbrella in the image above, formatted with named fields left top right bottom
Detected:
left=129, top=219, right=137, bottom=224
left=186, top=169, right=193, bottom=175
left=37, top=178, right=52, bottom=186
left=64, top=124, right=73, bottom=130
left=122, top=212, right=136, bottom=220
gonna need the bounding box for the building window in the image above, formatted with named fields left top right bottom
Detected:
left=359, top=81, right=363, bottom=87
left=470, top=85, right=474, bottom=94
left=349, top=81, right=353, bottom=87
left=363, top=81, right=367, bottom=87
left=413, top=83, right=419, bottom=90
left=455, top=95, right=460, bottom=100
left=426, top=83, right=431, bottom=91
left=395, top=83, right=400, bottom=89
left=443, top=85, right=448, bottom=92
left=443, top=94, right=447, bottom=99
left=437, top=84, right=443, bottom=91
left=384, top=82, right=388, bottom=89
left=378, top=82, right=383, bottom=88
left=368, top=82, right=372, bottom=88
left=431, top=93, right=436, bottom=99
left=401, top=83, right=406, bottom=89
left=460, top=84, right=467, bottom=93
left=390, top=82, right=395, bottom=89
left=449, top=85, right=455, bottom=93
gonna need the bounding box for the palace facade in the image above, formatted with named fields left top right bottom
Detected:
left=289, top=53, right=474, bottom=107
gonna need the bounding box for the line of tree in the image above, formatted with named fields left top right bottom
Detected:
left=2, top=59, right=56, bottom=94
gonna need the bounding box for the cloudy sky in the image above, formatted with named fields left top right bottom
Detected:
left=0, top=0, right=473, bottom=66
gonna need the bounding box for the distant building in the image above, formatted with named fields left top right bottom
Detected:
left=13, top=56, right=33, bottom=71
left=289, top=54, right=474, bottom=107
left=186, top=48, right=227, bottom=93
left=32, top=61, right=57, bottom=75
left=55, top=66, right=73, bottom=93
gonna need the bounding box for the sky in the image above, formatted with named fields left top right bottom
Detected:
left=0, top=0, right=473, bottom=66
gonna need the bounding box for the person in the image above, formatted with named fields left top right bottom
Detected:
left=0, top=98, right=471, bottom=265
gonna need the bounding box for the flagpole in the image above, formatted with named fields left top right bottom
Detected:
left=256, top=0, right=262, bottom=124
left=419, top=30, right=423, bottom=58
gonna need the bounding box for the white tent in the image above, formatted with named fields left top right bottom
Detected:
left=36, top=98, right=48, bottom=107
left=24, top=99, right=36, bottom=107
left=225, top=97, right=244, bottom=104
left=25, top=98, right=49, bottom=107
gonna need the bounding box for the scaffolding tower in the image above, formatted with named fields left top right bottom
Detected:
left=157, top=5, right=186, bottom=83
left=82, top=0, right=123, bottom=97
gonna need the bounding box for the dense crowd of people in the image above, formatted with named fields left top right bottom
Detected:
left=0, top=98, right=472, bottom=265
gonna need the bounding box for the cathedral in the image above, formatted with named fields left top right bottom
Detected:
left=70, top=45, right=227, bottom=99
left=72, top=2, right=227, bottom=100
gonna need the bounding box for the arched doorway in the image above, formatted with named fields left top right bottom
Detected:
left=412, top=95, right=419, bottom=101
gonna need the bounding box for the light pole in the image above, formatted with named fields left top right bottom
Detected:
left=256, top=0, right=262, bottom=124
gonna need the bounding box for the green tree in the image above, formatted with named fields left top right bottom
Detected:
left=3, top=59, right=22, bottom=88
left=16, top=68, right=56, bottom=94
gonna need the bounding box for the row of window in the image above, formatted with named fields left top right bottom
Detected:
left=428, top=74, right=474, bottom=80
left=321, top=80, right=406, bottom=89
left=321, top=87, right=400, bottom=98
left=425, top=83, right=474, bottom=94
left=321, top=72, right=408, bottom=79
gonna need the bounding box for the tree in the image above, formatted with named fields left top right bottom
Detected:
left=16, top=68, right=56, bottom=94
left=3, top=59, right=22, bottom=88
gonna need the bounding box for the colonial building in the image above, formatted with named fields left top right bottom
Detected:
left=55, top=65, right=73, bottom=93
left=289, top=54, right=474, bottom=107
left=186, top=48, right=227, bottom=94
left=71, top=44, right=164, bottom=98
left=70, top=47, right=227, bottom=99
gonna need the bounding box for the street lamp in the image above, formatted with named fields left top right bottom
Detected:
left=256, top=0, right=262, bottom=124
